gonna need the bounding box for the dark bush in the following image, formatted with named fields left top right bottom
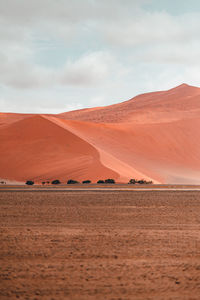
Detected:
left=42, top=181, right=45, bottom=185
left=137, top=179, right=145, bottom=184
left=26, top=180, right=34, bottom=185
left=137, top=179, right=153, bottom=184
left=67, top=179, right=79, bottom=184
left=82, top=180, right=91, bottom=184
left=97, top=180, right=105, bottom=184
left=105, top=178, right=115, bottom=184
left=129, top=179, right=137, bottom=184
left=51, top=179, right=61, bottom=184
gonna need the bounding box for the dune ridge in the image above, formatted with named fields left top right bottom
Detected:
left=0, top=83, right=200, bottom=184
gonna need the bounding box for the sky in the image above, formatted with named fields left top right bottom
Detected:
left=1, top=0, right=200, bottom=114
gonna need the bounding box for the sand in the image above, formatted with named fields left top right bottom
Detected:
left=1, top=189, right=200, bottom=299
left=1, top=83, right=200, bottom=184
left=0, top=115, right=116, bottom=183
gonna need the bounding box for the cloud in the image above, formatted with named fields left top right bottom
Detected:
left=0, top=0, right=144, bottom=23
left=136, top=41, right=200, bottom=65
left=60, top=52, right=115, bottom=86
left=0, top=53, right=53, bottom=89
left=102, top=11, right=200, bottom=47
left=0, top=51, right=116, bottom=89
left=0, top=0, right=200, bottom=113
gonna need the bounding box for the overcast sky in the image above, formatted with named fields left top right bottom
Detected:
left=1, top=0, right=200, bottom=113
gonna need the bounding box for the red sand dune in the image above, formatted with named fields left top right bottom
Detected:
left=1, top=83, right=200, bottom=184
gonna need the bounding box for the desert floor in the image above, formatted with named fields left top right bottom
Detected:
left=0, top=189, right=200, bottom=299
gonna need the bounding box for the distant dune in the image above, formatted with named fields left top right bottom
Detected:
left=1, top=84, right=200, bottom=184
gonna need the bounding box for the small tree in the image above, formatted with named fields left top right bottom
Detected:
left=137, top=179, right=153, bottom=184
left=82, top=180, right=91, bottom=184
left=67, top=179, right=79, bottom=184
left=26, top=180, right=34, bottom=185
left=129, top=179, right=137, bottom=184
left=42, top=181, right=45, bottom=185
left=105, top=178, right=115, bottom=184
left=97, top=180, right=105, bottom=184
left=51, top=179, right=61, bottom=184
left=137, top=179, right=145, bottom=184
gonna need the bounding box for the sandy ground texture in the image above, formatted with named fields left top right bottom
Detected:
left=1, top=190, right=200, bottom=299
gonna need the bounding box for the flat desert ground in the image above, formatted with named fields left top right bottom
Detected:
left=1, top=188, right=200, bottom=299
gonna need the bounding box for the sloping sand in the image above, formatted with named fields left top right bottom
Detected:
left=0, top=115, right=117, bottom=182
left=58, top=84, right=200, bottom=123
left=1, top=84, right=200, bottom=184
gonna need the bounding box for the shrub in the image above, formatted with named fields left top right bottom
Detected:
left=51, top=179, right=61, bottom=184
left=42, top=181, right=45, bottom=185
left=82, top=180, right=91, bottom=184
left=105, top=178, right=115, bottom=184
left=26, top=180, right=34, bottom=185
left=67, top=179, right=79, bottom=184
left=129, top=179, right=137, bottom=184
left=97, top=180, right=105, bottom=184
left=137, top=179, right=145, bottom=184
left=137, top=179, right=153, bottom=184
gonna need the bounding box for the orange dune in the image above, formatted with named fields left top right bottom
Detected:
left=1, top=84, right=200, bottom=184
left=0, top=115, right=117, bottom=183
left=58, top=84, right=200, bottom=124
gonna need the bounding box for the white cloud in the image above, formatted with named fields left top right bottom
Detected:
left=0, top=51, right=116, bottom=89
left=136, top=41, right=200, bottom=65
left=0, top=0, right=144, bottom=24
left=0, top=0, right=200, bottom=113
left=60, top=52, right=115, bottom=86
left=102, top=11, right=200, bottom=46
